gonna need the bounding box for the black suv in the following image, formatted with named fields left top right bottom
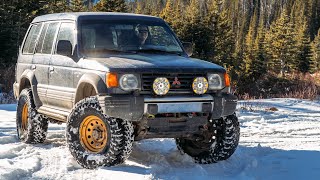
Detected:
left=14, top=12, right=239, bottom=169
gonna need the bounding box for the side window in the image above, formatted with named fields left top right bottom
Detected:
left=22, top=24, right=42, bottom=54
left=35, top=23, right=49, bottom=53
left=42, top=22, right=59, bottom=54
left=55, top=22, right=75, bottom=54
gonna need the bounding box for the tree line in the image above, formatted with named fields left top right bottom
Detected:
left=0, top=0, right=319, bottom=97
left=132, top=0, right=320, bottom=80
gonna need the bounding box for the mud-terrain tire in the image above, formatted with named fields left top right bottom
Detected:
left=176, top=113, right=240, bottom=164
left=16, top=88, right=48, bottom=144
left=114, top=118, right=134, bottom=164
left=66, top=96, right=127, bottom=169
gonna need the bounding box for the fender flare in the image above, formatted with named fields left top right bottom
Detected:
left=74, top=73, right=107, bottom=104
left=19, top=69, right=42, bottom=108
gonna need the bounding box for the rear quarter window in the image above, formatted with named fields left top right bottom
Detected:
left=22, top=24, right=42, bottom=54
left=35, top=23, right=49, bottom=53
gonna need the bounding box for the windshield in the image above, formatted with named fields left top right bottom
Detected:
left=80, top=20, right=184, bottom=57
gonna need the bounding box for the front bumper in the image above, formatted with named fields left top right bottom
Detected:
left=98, top=93, right=237, bottom=121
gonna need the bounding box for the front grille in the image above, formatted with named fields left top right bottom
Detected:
left=141, top=73, right=206, bottom=94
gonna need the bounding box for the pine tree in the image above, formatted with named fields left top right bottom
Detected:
left=70, top=0, right=87, bottom=12
left=182, top=0, right=211, bottom=59
left=308, top=0, right=320, bottom=39
left=0, top=1, right=16, bottom=68
left=295, top=16, right=313, bottom=73
left=171, top=0, right=185, bottom=37
left=242, top=3, right=266, bottom=80
left=160, top=0, right=175, bottom=25
left=214, top=10, right=235, bottom=67
left=94, top=0, right=127, bottom=12
left=86, top=0, right=95, bottom=10
left=242, top=15, right=256, bottom=74
left=143, top=0, right=153, bottom=15
left=311, top=29, right=320, bottom=73
left=0, top=0, right=44, bottom=68
left=265, top=10, right=297, bottom=76
left=153, top=0, right=165, bottom=16
left=43, top=0, right=68, bottom=14
left=135, top=1, right=144, bottom=14
left=252, top=22, right=267, bottom=79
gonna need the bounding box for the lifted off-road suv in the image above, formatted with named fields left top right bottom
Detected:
left=14, top=12, right=239, bottom=169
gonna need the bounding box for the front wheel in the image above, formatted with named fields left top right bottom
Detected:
left=66, top=96, right=129, bottom=169
left=176, top=114, right=240, bottom=164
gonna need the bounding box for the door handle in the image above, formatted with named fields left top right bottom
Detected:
left=49, top=66, right=54, bottom=72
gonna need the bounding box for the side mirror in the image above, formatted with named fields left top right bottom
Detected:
left=57, top=40, right=72, bottom=57
left=182, top=42, right=193, bottom=57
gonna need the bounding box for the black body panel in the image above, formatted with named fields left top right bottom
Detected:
left=88, top=54, right=226, bottom=74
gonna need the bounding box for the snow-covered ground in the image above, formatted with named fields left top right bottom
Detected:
left=0, top=98, right=320, bottom=179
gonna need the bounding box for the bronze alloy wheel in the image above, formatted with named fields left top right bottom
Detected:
left=80, top=115, right=108, bottom=153
left=21, top=103, right=29, bottom=132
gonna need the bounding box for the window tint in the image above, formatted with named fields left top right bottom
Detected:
left=81, top=24, right=115, bottom=50
left=55, top=22, right=75, bottom=54
left=149, top=26, right=180, bottom=48
left=80, top=20, right=183, bottom=57
left=22, top=24, right=42, bottom=54
left=42, top=22, right=59, bottom=54
left=35, top=23, right=49, bottom=53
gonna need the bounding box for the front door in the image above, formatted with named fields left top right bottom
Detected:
left=47, top=22, right=77, bottom=111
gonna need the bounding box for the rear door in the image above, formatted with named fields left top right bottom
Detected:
left=33, top=22, right=59, bottom=106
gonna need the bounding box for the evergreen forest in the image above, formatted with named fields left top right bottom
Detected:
left=0, top=0, right=319, bottom=99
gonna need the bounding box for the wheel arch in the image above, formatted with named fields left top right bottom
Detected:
left=74, top=73, right=107, bottom=104
left=18, top=69, right=42, bottom=108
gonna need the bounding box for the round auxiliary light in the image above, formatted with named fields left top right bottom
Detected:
left=192, top=77, right=209, bottom=95
left=153, top=77, right=170, bottom=95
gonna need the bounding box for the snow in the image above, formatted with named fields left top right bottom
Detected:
left=0, top=99, right=320, bottom=179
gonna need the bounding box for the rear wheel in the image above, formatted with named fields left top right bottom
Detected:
left=16, top=88, right=48, bottom=143
left=176, top=113, right=240, bottom=163
left=66, top=96, right=130, bottom=169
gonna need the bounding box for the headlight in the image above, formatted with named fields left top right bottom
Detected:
left=192, top=77, right=208, bottom=94
left=153, top=77, right=170, bottom=95
left=119, top=74, right=139, bottom=90
left=208, top=74, right=223, bottom=90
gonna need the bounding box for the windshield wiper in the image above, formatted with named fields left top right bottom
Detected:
left=135, top=48, right=182, bottom=56
left=84, top=48, right=137, bottom=54
left=100, top=48, right=137, bottom=54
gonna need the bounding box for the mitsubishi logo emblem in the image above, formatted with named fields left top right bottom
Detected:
left=172, top=77, right=181, bottom=88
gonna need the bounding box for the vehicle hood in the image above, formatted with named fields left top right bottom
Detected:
left=82, top=54, right=225, bottom=73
